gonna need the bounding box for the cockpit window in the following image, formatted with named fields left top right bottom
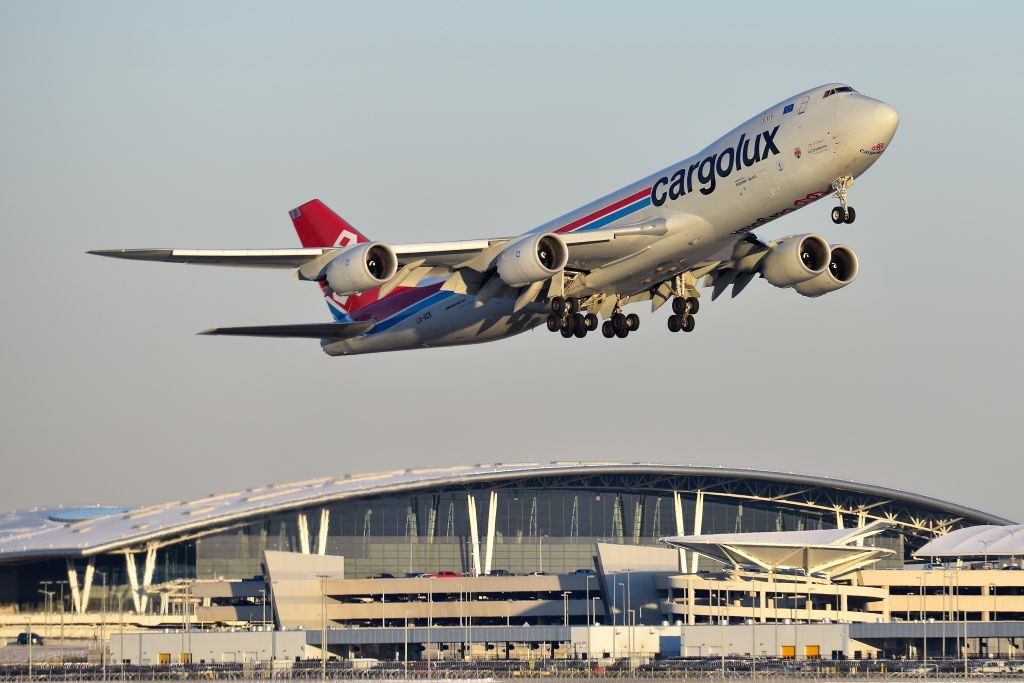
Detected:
left=823, top=86, right=856, bottom=98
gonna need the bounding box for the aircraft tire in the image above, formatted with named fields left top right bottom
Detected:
left=551, top=296, right=566, bottom=315
left=831, top=207, right=844, bottom=224
left=685, top=297, right=700, bottom=315
left=546, top=314, right=560, bottom=332
left=615, top=325, right=629, bottom=339
left=844, top=206, right=857, bottom=224
left=681, top=315, right=696, bottom=333
left=584, top=313, right=599, bottom=331
left=560, top=326, right=574, bottom=338
left=611, top=313, right=625, bottom=334
left=626, top=313, right=640, bottom=331
left=566, top=297, right=581, bottom=314
left=667, top=315, right=682, bottom=333
left=573, top=316, right=587, bottom=338
left=601, top=320, right=615, bottom=338
left=672, top=297, right=685, bottom=315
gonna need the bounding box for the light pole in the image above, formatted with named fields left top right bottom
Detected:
left=97, top=570, right=107, bottom=682
left=404, top=610, right=410, bottom=676
left=506, top=599, right=512, bottom=627
left=318, top=575, right=328, bottom=682
left=562, top=592, right=570, bottom=626
left=39, top=581, right=53, bottom=639
left=585, top=575, right=593, bottom=626
left=538, top=535, right=548, bottom=573
left=258, top=589, right=267, bottom=627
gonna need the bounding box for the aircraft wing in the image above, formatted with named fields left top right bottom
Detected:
left=198, top=320, right=375, bottom=339
left=88, top=222, right=669, bottom=270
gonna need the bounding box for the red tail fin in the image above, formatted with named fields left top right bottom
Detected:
left=289, top=199, right=378, bottom=317
left=289, top=199, right=368, bottom=248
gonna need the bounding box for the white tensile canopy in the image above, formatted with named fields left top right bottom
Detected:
left=660, top=520, right=896, bottom=578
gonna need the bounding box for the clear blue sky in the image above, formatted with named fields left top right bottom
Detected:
left=1, top=1, right=1021, bottom=520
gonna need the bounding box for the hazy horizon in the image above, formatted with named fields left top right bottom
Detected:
left=1, top=1, right=1021, bottom=522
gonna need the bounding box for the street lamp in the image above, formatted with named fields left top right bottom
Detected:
left=96, top=570, right=107, bottom=682
left=538, top=535, right=548, bottom=573
left=562, top=591, right=570, bottom=626
left=317, top=575, right=328, bottom=682
left=258, top=589, right=267, bottom=627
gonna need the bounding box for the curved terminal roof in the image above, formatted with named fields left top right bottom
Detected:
left=0, top=461, right=1012, bottom=561
left=915, top=524, right=1024, bottom=558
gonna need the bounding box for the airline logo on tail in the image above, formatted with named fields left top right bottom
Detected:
left=289, top=199, right=377, bottom=316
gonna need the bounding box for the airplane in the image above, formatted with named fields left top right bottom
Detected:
left=91, top=83, right=899, bottom=356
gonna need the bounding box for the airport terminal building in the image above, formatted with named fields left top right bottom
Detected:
left=0, top=462, right=1010, bottom=620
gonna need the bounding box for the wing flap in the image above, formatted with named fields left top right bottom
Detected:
left=198, top=320, right=375, bottom=339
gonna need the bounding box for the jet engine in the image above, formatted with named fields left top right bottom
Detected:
left=759, top=233, right=831, bottom=288
left=794, top=244, right=859, bottom=297
left=495, top=233, right=569, bottom=287
left=324, top=241, right=398, bottom=294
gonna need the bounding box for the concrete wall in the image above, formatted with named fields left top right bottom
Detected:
left=109, top=630, right=307, bottom=665
left=677, top=623, right=876, bottom=659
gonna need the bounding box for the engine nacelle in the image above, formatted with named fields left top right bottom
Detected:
left=324, top=241, right=398, bottom=294
left=794, top=244, right=859, bottom=297
left=495, top=233, right=569, bottom=287
left=759, top=233, right=831, bottom=288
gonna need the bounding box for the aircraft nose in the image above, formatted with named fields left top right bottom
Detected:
left=874, top=102, right=900, bottom=139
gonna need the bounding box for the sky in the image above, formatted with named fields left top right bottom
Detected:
left=0, top=1, right=1021, bottom=521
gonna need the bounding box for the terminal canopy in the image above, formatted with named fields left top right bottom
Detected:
left=661, top=520, right=895, bottom=578
left=914, top=524, right=1024, bottom=559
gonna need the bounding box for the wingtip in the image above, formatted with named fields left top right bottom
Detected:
left=197, top=328, right=218, bottom=336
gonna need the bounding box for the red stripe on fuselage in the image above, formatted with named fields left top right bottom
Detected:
left=348, top=282, right=445, bottom=322
left=554, top=188, right=651, bottom=233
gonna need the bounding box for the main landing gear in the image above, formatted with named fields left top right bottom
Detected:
left=830, top=175, right=856, bottom=224
left=666, top=296, right=699, bottom=334
left=600, top=311, right=639, bottom=339
left=546, top=297, right=598, bottom=339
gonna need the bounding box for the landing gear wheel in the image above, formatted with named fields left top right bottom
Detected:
left=611, top=313, right=626, bottom=335
left=573, top=314, right=587, bottom=338
left=843, top=206, right=856, bottom=224
left=685, top=297, right=699, bottom=315
left=681, top=315, right=695, bottom=333
left=583, top=313, right=599, bottom=331
left=625, top=313, right=640, bottom=331
left=560, top=325, right=574, bottom=338
left=831, top=206, right=844, bottom=224
left=615, top=324, right=629, bottom=339
left=601, top=320, right=615, bottom=338
left=566, top=297, right=581, bottom=314
left=672, top=297, right=685, bottom=315
left=551, top=296, right=566, bottom=315
left=667, top=315, right=682, bottom=333
left=546, top=314, right=560, bottom=332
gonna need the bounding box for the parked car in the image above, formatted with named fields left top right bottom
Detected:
left=367, top=573, right=395, bottom=579
left=973, top=660, right=1009, bottom=674
left=17, top=632, right=44, bottom=645
left=570, top=568, right=596, bottom=575
left=487, top=569, right=512, bottom=576
left=426, top=571, right=463, bottom=578
left=527, top=571, right=551, bottom=576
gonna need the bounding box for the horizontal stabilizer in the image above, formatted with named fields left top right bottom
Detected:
left=198, top=320, right=375, bottom=339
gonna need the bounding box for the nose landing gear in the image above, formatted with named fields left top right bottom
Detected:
left=830, top=176, right=856, bottom=224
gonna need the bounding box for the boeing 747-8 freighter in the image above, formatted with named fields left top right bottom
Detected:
left=92, top=83, right=898, bottom=355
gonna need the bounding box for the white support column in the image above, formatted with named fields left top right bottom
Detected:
left=855, top=511, right=867, bottom=546
left=66, top=560, right=82, bottom=614
left=80, top=557, right=95, bottom=614
left=317, top=508, right=330, bottom=555
left=297, top=513, right=311, bottom=555
left=125, top=552, right=142, bottom=614
left=690, top=491, right=704, bottom=574
left=467, top=494, right=481, bottom=577
left=484, top=491, right=498, bottom=575
left=140, top=544, right=158, bottom=613
left=673, top=492, right=687, bottom=572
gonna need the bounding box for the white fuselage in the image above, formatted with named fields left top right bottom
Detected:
left=324, top=84, right=898, bottom=356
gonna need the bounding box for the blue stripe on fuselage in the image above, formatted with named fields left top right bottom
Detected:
left=575, top=196, right=651, bottom=231
left=367, top=290, right=455, bottom=334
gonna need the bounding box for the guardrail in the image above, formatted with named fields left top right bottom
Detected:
left=0, top=658, right=1023, bottom=680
